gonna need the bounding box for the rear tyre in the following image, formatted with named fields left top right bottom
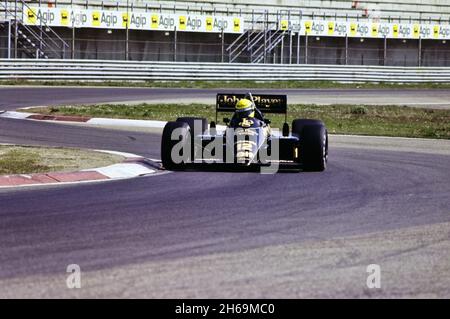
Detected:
left=161, top=121, right=191, bottom=170
left=292, top=119, right=328, bottom=172
left=292, top=119, right=323, bottom=134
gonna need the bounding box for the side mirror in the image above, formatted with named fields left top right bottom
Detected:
left=223, top=117, right=230, bottom=124
left=282, top=123, right=289, bottom=137
left=264, top=119, right=271, bottom=125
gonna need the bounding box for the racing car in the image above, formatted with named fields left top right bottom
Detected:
left=161, top=93, right=328, bottom=172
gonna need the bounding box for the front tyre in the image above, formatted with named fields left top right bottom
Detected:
left=161, top=121, right=191, bottom=170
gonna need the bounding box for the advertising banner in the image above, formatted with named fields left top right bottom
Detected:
left=23, top=6, right=450, bottom=39
left=23, top=6, right=244, bottom=34
left=279, top=19, right=450, bottom=40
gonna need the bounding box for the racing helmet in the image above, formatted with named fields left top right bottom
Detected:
left=235, top=98, right=255, bottom=118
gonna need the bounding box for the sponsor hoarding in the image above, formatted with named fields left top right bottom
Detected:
left=23, top=7, right=244, bottom=33
left=282, top=19, right=450, bottom=40
left=23, top=6, right=450, bottom=39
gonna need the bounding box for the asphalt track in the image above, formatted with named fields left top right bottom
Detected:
left=0, top=87, right=449, bottom=298
left=2, top=86, right=450, bottom=109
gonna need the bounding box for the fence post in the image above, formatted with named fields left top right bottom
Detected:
left=39, top=0, right=43, bottom=57
left=305, top=34, right=308, bottom=64
left=14, top=0, right=17, bottom=58
left=7, top=19, right=11, bottom=59
left=125, top=0, right=129, bottom=60
left=221, top=28, right=224, bottom=63
left=418, top=37, right=422, bottom=67
left=297, top=9, right=301, bottom=64
left=263, top=10, right=268, bottom=63
left=345, top=34, right=348, bottom=65
left=71, top=26, right=75, bottom=59
left=289, top=30, right=292, bottom=64
left=71, top=0, right=74, bottom=59
left=173, top=27, right=177, bottom=62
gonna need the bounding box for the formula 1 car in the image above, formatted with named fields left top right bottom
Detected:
left=161, top=93, right=328, bottom=172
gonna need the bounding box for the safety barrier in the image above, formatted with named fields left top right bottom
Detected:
left=1, top=59, right=450, bottom=82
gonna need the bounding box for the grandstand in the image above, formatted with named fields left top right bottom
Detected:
left=1, top=0, right=450, bottom=66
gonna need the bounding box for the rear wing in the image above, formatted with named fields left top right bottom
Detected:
left=216, top=93, right=287, bottom=123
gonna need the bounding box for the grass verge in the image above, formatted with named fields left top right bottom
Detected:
left=23, top=103, right=450, bottom=139
left=0, top=145, right=123, bottom=175
left=3, top=79, right=450, bottom=90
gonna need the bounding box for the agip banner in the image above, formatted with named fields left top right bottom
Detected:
left=279, top=19, right=450, bottom=40
left=23, top=6, right=244, bottom=33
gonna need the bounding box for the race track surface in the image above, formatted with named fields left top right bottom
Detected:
left=0, top=87, right=449, bottom=298
left=2, top=86, right=450, bottom=109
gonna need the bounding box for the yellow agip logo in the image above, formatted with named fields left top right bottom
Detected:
left=122, top=13, right=129, bottom=27
left=92, top=11, right=100, bottom=26
left=327, top=22, right=335, bottom=36
left=27, top=9, right=37, bottom=24
left=280, top=20, right=288, bottom=31
left=413, top=24, right=420, bottom=38
left=151, top=14, right=159, bottom=29
left=393, top=24, right=399, bottom=37
left=179, top=16, right=186, bottom=30
left=305, top=21, right=312, bottom=35
left=233, top=18, right=241, bottom=32
left=206, top=17, right=213, bottom=31
left=434, top=25, right=440, bottom=38
left=371, top=23, right=378, bottom=37
left=60, top=9, right=69, bottom=26
left=350, top=23, right=357, bottom=36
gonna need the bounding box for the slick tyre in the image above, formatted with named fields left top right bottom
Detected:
left=161, top=121, right=191, bottom=170
left=292, top=119, right=328, bottom=172
left=176, top=117, right=208, bottom=134
left=176, top=117, right=208, bottom=160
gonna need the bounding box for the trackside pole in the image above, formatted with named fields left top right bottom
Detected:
left=174, top=27, right=177, bottom=62
left=345, top=34, right=348, bottom=65
left=305, top=34, right=308, bottom=64
left=125, top=0, right=129, bottom=60
left=7, top=19, right=11, bottom=59
left=221, top=28, right=224, bottom=63
left=289, top=30, right=293, bottom=64
left=418, top=37, right=422, bottom=67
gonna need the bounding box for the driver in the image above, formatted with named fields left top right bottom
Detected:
left=235, top=98, right=255, bottom=117
left=230, top=98, right=260, bottom=127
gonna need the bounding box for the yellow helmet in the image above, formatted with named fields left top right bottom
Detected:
left=235, top=98, right=255, bottom=118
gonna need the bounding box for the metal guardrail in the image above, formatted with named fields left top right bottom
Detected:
left=2, top=59, right=450, bottom=82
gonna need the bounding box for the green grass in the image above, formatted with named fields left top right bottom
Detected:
left=0, top=145, right=123, bottom=175
left=24, top=103, right=450, bottom=139
left=0, top=149, right=50, bottom=174
left=3, top=79, right=450, bottom=89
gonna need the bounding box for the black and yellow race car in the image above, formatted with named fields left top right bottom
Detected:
left=161, top=93, right=328, bottom=172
